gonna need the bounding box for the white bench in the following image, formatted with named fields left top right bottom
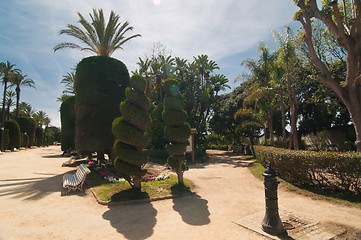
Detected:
left=63, top=164, right=90, bottom=194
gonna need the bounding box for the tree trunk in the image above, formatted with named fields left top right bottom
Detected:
left=15, top=87, right=20, bottom=122
left=133, top=176, right=142, bottom=190
left=269, top=111, right=274, bottom=146
left=287, top=70, right=299, bottom=150
left=1, top=79, right=8, bottom=151
left=177, top=162, right=184, bottom=185
left=281, top=94, right=287, bottom=148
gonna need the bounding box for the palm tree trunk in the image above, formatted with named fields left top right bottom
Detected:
left=269, top=111, right=274, bottom=146
left=281, top=95, right=287, bottom=148
left=15, top=87, right=20, bottom=122
left=1, top=79, right=8, bottom=151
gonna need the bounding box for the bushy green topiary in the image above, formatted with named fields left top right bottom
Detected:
left=162, top=109, right=187, bottom=126
left=112, top=74, right=151, bottom=190
left=60, top=96, right=76, bottom=151
left=0, top=129, right=9, bottom=150
left=119, top=101, right=151, bottom=131
left=35, top=127, right=44, bottom=147
left=21, top=133, right=29, bottom=148
left=162, top=78, right=190, bottom=185
left=75, top=56, right=130, bottom=155
left=18, top=117, right=36, bottom=147
left=4, top=120, right=21, bottom=150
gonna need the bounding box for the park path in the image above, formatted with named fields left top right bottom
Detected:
left=0, top=146, right=360, bottom=240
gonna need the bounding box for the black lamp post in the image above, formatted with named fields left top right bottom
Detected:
left=261, top=163, right=286, bottom=235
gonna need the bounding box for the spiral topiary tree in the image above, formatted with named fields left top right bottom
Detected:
left=60, top=96, right=76, bottom=152
left=4, top=119, right=21, bottom=150
left=112, top=74, right=151, bottom=190
left=162, top=78, right=191, bottom=185
left=75, top=56, right=130, bottom=161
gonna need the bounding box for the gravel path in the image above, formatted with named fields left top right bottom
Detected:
left=0, top=146, right=360, bottom=240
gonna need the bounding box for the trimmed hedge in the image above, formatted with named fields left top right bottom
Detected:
left=35, top=127, right=44, bottom=147
left=60, top=96, right=76, bottom=151
left=75, top=56, right=130, bottom=153
left=18, top=117, right=36, bottom=147
left=254, top=146, right=361, bottom=195
left=0, top=129, right=10, bottom=150
left=4, top=120, right=21, bottom=150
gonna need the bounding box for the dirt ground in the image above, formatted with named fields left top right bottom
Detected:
left=0, top=146, right=360, bottom=240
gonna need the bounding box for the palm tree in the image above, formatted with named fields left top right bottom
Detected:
left=10, top=72, right=36, bottom=121
left=5, top=90, right=16, bottom=120
left=18, top=102, right=35, bottom=118
left=210, top=74, right=230, bottom=96
left=53, top=9, right=141, bottom=56
left=60, top=72, right=75, bottom=95
left=0, top=61, right=20, bottom=151
left=33, top=111, right=48, bottom=128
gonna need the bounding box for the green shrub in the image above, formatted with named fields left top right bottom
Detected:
left=21, top=133, right=29, bottom=148
left=35, top=127, right=44, bottom=147
left=4, top=120, right=21, bottom=150
left=60, top=96, right=76, bottom=151
left=112, top=74, right=151, bottom=189
left=162, top=109, right=187, bottom=126
left=119, top=101, right=151, bottom=131
left=75, top=56, right=130, bottom=153
left=0, top=129, right=9, bottom=150
left=162, top=78, right=190, bottom=184
left=18, top=117, right=36, bottom=147
left=254, top=146, right=361, bottom=195
left=147, top=103, right=167, bottom=150
left=164, top=124, right=191, bottom=143
left=144, top=149, right=169, bottom=159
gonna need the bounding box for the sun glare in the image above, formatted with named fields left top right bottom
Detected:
left=153, top=0, right=161, bottom=5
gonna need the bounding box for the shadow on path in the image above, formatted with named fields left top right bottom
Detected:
left=0, top=170, right=84, bottom=200
left=172, top=193, right=210, bottom=226
left=102, top=201, right=157, bottom=240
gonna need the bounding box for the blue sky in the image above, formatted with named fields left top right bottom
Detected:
left=0, top=0, right=299, bottom=127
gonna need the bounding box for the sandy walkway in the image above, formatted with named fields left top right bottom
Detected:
left=0, top=146, right=360, bottom=240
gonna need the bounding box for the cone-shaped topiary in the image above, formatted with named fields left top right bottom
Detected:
left=60, top=96, right=76, bottom=152
left=112, top=74, right=151, bottom=190
left=35, top=127, right=44, bottom=147
left=162, top=78, right=190, bottom=185
left=4, top=120, right=21, bottom=150
left=75, top=56, right=130, bottom=159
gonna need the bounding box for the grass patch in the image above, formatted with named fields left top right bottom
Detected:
left=87, top=171, right=195, bottom=203
left=248, top=162, right=361, bottom=208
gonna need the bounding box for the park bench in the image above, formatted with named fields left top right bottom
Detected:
left=63, top=164, right=90, bottom=194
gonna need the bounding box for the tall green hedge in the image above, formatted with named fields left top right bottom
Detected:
left=162, top=78, right=190, bottom=185
left=60, top=96, right=76, bottom=151
left=18, top=117, right=36, bottom=147
left=75, top=56, right=130, bottom=154
left=112, top=74, right=151, bottom=190
left=35, top=127, right=44, bottom=147
left=0, top=129, right=9, bottom=150
left=254, top=146, right=361, bottom=195
left=4, top=119, right=21, bottom=150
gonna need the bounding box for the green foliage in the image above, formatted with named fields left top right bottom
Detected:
left=4, top=120, right=21, bottom=150
left=112, top=117, right=149, bottom=149
left=75, top=56, right=130, bottom=153
left=35, top=127, right=43, bottom=147
left=162, top=109, right=187, bottom=126
left=147, top=104, right=167, bottom=150
left=0, top=129, right=9, bottom=150
left=163, top=95, right=185, bottom=110
left=130, top=73, right=146, bottom=92
left=254, top=146, right=361, bottom=195
left=60, top=96, right=76, bottom=151
left=18, top=116, right=36, bottom=147
left=125, top=87, right=151, bottom=111
left=162, top=78, right=190, bottom=184
left=165, top=143, right=187, bottom=156
left=112, top=74, right=151, bottom=189
left=164, top=124, right=191, bottom=143
left=21, top=133, right=29, bottom=148
left=119, top=101, right=151, bottom=132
